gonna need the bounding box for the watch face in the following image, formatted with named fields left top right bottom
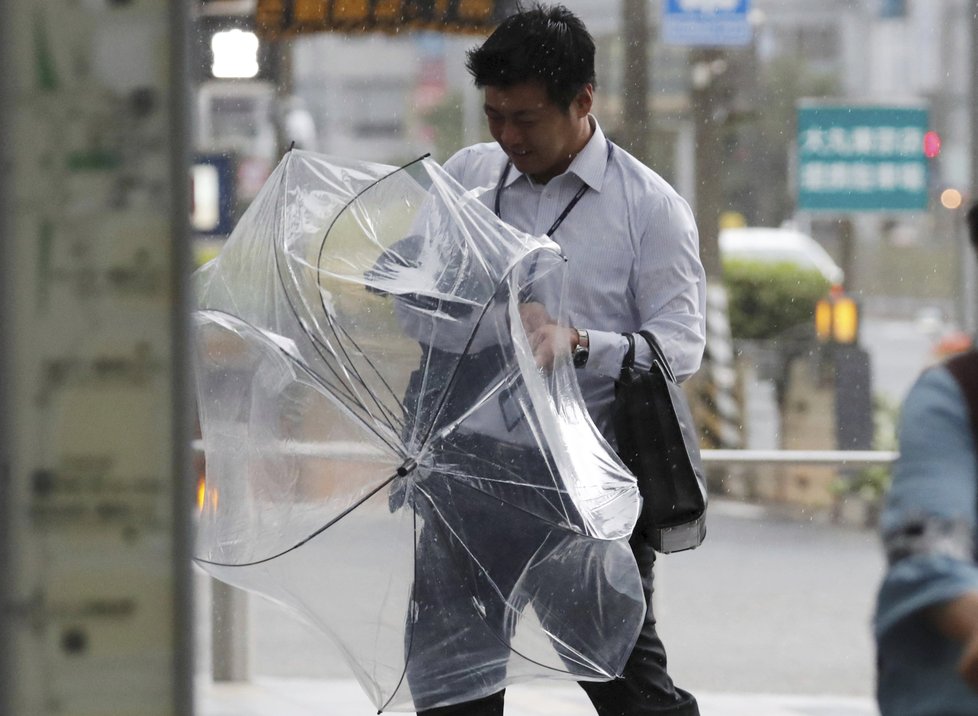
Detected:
left=573, top=345, right=589, bottom=368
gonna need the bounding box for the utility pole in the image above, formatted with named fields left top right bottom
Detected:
left=689, top=47, right=728, bottom=279
left=620, top=0, right=652, bottom=166
left=686, top=45, right=744, bottom=453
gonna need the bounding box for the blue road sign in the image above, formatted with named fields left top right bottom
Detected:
left=796, top=104, right=930, bottom=212
left=661, top=0, right=752, bottom=47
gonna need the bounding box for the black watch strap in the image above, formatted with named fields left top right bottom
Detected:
left=573, top=328, right=590, bottom=367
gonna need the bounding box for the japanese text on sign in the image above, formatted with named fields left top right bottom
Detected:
left=800, top=161, right=925, bottom=194
left=799, top=126, right=924, bottom=158
left=796, top=104, right=930, bottom=212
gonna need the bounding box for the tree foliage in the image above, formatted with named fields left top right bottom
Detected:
left=723, top=259, right=831, bottom=341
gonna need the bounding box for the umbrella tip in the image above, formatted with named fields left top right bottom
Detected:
left=396, top=458, right=418, bottom=477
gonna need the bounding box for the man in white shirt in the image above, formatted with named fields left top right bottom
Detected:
left=416, top=3, right=706, bottom=716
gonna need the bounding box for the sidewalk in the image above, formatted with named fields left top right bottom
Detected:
left=198, top=676, right=879, bottom=716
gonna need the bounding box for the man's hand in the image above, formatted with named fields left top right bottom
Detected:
left=519, top=302, right=553, bottom=333
left=928, top=591, right=978, bottom=692
left=518, top=302, right=579, bottom=370
left=959, top=626, right=978, bottom=689
left=528, top=324, right=576, bottom=370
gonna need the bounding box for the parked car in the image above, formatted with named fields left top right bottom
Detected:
left=719, top=226, right=845, bottom=287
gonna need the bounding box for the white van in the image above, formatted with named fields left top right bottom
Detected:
left=719, top=226, right=844, bottom=286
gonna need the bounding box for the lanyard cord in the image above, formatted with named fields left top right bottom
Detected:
left=493, top=142, right=614, bottom=237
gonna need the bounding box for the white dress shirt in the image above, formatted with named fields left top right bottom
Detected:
left=442, top=118, right=706, bottom=439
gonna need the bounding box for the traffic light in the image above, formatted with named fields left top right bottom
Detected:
left=816, top=289, right=860, bottom=344
left=923, top=129, right=943, bottom=208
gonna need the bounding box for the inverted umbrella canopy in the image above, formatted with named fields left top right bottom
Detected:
left=192, top=149, right=644, bottom=712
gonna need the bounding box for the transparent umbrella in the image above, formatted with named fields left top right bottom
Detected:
left=191, top=149, right=644, bottom=712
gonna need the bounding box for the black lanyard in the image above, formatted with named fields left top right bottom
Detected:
left=492, top=142, right=613, bottom=238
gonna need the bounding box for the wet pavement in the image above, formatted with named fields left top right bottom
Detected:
left=198, top=676, right=879, bottom=715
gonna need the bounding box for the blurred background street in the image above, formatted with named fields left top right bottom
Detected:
left=6, top=0, right=978, bottom=714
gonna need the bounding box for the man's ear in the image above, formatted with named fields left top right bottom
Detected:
left=572, top=84, right=594, bottom=118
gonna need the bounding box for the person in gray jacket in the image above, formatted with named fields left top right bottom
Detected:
left=875, top=203, right=978, bottom=714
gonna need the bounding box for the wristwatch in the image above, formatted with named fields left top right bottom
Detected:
left=572, top=328, right=590, bottom=368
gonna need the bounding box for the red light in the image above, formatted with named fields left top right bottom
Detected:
left=923, top=130, right=942, bottom=158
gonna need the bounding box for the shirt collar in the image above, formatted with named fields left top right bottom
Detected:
left=503, top=115, right=610, bottom=192
left=568, top=116, right=608, bottom=192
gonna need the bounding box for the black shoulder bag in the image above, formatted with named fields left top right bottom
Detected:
left=613, top=330, right=707, bottom=553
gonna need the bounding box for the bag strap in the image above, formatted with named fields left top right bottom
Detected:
left=621, top=332, right=636, bottom=372
left=635, top=330, right=677, bottom=383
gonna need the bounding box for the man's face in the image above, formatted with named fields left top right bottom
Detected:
left=483, top=81, right=593, bottom=184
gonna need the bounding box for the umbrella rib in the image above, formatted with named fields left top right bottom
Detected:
left=415, top=245, right=544, bottom=449
left=264, top=164, right=401, bottom=432
left=193, top=470, right=402, bottom=568
left=380, top=497, right=594, bottom=711
left=280, top=246, right=406, bottom=435
left=294, top=324, right=405, bottom=436
left=298, top=325, right=401, bottom=435
left=313, top=321, right=407, bottom=432
left=272, top=255, right=408, bottom=442
left=312, top=154, right=434, bottom=439
left=445, top=465, right=588, bottom=538
left=378, top=504, right=420, bottom=714
left=417, top=249, right=586, bottom=530
left=267, top=155, right=370, bottom=414
left=412, top=488, right=595, bottom=682
left=413, top=296, right=499, bottom=449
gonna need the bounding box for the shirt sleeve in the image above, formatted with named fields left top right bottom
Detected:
left=581, top=192, right=705, bottom=382
left=875, top=366, right=978, bottom=641
left=588, top=192, right=706, bottom=382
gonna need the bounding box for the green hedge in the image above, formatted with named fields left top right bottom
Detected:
left=723, top=259, right=831, bottom=341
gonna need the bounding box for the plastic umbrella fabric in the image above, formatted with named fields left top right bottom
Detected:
left=191, top=149, right=644, bottom=712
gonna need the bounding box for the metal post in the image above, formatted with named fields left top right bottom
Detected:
left=0, top=0, right=13, bottom=711
left=837, top=217, right=856, bottom=293
left=690, top=47, right=727, bottom=279
left=170, top=1, right=196, bottom=711
left=211, top=580, right=252, bottom=682
left=620, top=0, right=651, bottom=165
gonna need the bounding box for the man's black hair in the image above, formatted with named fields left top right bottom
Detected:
left=465, top=3, right=596, bottom=110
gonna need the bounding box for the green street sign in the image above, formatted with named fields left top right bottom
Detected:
left=796, top=104, right=929, bottom=212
